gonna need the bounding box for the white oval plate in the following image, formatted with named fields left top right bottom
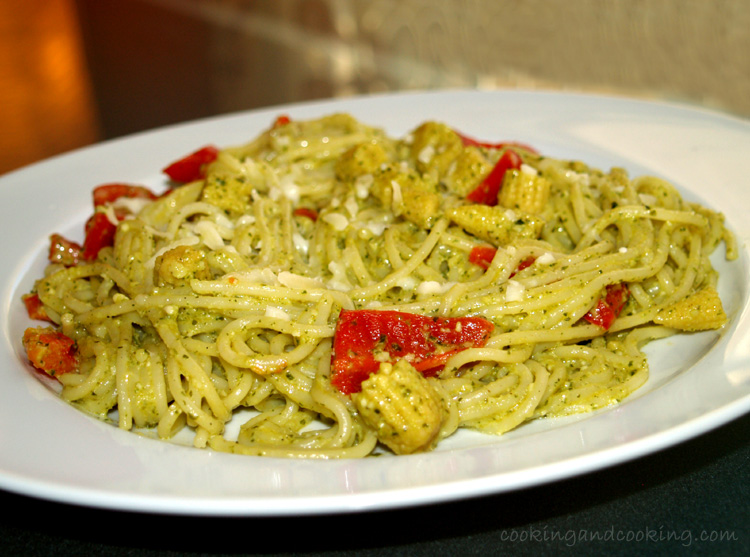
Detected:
left=2, top=90, right=749, bottom=516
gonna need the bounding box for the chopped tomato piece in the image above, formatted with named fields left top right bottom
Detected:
left=293, top=207, right=318, bottom=221
left=48, top=233, right=82, bottom=267
left=456, top=130, right=538, bottom=154
left=583, top=283, right=629, bottom=330
left=162, top=145, right=219, bottom=183
left=81, top=211, right=117, bottom=261
left=93, top=183, right=157, bottom=207
left=22, top=327, right=78, bottom=377
left=466, top=149, right=523, bottom=206
left=22, top=293, right=52, bottom=322
left=273, top=114, right=291, bottom=128
left=331, top=310, right=494, bottom=394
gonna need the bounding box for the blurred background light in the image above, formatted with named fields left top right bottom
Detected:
left=1, top=0, right=747, bottom=175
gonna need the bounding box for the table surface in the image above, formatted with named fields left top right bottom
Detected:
left=2, top=411, right=747, bottom=556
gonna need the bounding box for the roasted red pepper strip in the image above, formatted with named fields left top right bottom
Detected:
left=466, top=148, right=523, bottom=206
left=47, top=184, right=152, bottom=268
left=22, top=293, right=52, bottom=322
left=583, top=283, right=630, bottom=330
left=293, top=207, right=318, bottom=221
left=93, top=183, right=157, bottom=207
left=468, top=246, right=535, bottom=276
left=468, top=245, right=498, bottom=270
left=162, top=145, right=219, bottom=183
left=512, top=256, right=536, bottom=277
left=81, top=211, right=117, bottom=261
left=48, top=233, right=82, bottom=267
left=22, top=327, right=78, bottom=377
left=456, top=130, right=538, bottom=155
left=331, top=310, right=494, bottom=394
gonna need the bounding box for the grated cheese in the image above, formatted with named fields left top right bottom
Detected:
left=322, top=212, right=349, bottom=231
left=505, top=279, right=525, bottom=302
left=264, top=306, right=290, bottom=321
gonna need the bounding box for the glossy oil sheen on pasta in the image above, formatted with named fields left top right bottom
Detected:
left=26, top=114, right=736, bottom=457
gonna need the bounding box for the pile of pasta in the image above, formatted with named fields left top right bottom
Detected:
left=21, top=114, right=736, bottom=457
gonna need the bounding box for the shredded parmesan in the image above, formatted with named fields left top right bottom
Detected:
left=416, top=281, right=456, bottom=296
left=363, top=221, right=387, bottom=236
left=112, top=196, right=155, bottom=215
left=391, top=180, right=403, bottom=213
left=417, top=145, right=435, bottom=164
left=344, top=196, right=359, bottom=218
left=278, top=271, right=324, bottom=290
left=193, top=221, right=226, bottom=250
left=292, top=233, right=309, bottom=255
left=327, top=261, right=353, bottom=292
left=535, top=252, right=555, bottom=265
left=265, top=306, right=290, bottom=321
left=322, top=212, right=349, bottom=231
left=226, top=268, right=278, bottom=285
left=355, top=174, right=373, bottom=199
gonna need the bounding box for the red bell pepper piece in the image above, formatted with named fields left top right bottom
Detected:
left=22, top=327, right=78, bottom=377
left=456, top=130, right=538, bottom=154
left=48, top=233, right=82, bottom=267
left=273, top=114, right=291, bottom=128
left=468, top=245, right=498, bottom=270
left=162, top=145, right=219, bottom=183
left=466, top=149, right=523, bottom=206
left=93, top=183, right=157, bottom=207
left=93, top=183, right=158, bottom=220
left=468, top=246, right=535, bottom=277
left=22, top=293, right=52, bottom=322
left=512, top=256, right=536, bottom=276
left=45, top=184, right=154, bottom=269
left=583, top=283, right=629, bottom=330
left=330, top=309, right=494, bottom=394
left=293, top=207, right=318, bottom=221
left=81, top=211, right=117, bottom=261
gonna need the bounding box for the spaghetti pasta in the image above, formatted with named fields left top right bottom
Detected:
left=21, top=113, right=736, bottom=457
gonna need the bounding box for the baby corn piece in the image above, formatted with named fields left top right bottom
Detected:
left=372, top=164, right=442, bottom=229
left=335, top=141, right=389, bottom=182
left=409, top=121, right=464, bottom=176
left=654, top=286, right=727, bottom=331
left=498, top=168, right=551, bottom=215
left=444, top=146, right=494, bottom=197
left=352, top=360, right=447, bottom=455
left=447, top=204, right=544, bottom=246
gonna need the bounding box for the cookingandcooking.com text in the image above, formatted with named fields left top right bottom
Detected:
left=500, top=525, right=739, bottom=547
